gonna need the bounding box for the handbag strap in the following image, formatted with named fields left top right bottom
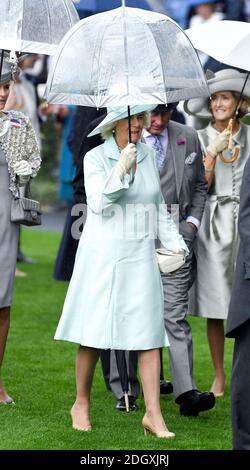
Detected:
left=16, top=178, right=32, bottom=198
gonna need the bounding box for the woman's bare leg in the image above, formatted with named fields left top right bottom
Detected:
left=71, top=346, right=100, bottom=431
left=207, top=319, right=225, bottom=396
left=139, top=348, right=174, bottom=436
left=0, top=307, right=10, bottom=401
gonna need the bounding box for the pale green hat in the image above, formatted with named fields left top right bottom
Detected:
left=88, top=104, right=156, bottom=137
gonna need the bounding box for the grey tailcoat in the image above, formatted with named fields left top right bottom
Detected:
left=226, top=154, right=250, bottom=337
left=160, top=121, right=207, bottom=239
left=159, top=121, right=207, bottom=398
left=226, top=156, right=250, bottom=450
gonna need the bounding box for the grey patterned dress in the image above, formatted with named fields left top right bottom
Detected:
left=0, top=146, right=19, bottom=308
left=0, top=110, right=41, bottom=308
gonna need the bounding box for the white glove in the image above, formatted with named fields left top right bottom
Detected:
left=13, top=160, right=32, bottom=184
left=207, top=129, right=230, bottom=157
left=116, top=143, right=137, bottom=180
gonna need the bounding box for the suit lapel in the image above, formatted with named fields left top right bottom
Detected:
left=167, top=123, right=186, bottom=199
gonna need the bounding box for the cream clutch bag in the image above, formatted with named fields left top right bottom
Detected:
left=156, top=248, right=185, bottom=274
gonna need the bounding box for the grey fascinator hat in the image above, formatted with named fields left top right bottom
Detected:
left=184, top=69, right=250, bottom=118
left=0, top=51, right=20, bottom=84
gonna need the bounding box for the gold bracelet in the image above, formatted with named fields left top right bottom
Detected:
left=204, top=165, right=214, bottom=173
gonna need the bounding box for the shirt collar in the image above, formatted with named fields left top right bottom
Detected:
left=143, top=127, right=168, bottom=139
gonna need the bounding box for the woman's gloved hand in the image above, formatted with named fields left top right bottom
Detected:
left=206, top=129, right=230, bottom=158
left=116, top=143, right=137, bottom=180
left=13, top=160, right=32, bottom=184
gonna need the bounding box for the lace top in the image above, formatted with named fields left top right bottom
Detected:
left=0, top=110, right=41, bottom=196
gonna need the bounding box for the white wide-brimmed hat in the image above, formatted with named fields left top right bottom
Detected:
left=184, top=69, right=250, bottom=118
left=88, top=104, right=156, bottom=137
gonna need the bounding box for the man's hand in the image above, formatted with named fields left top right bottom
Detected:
left=187, top=221, right=197, bottom=231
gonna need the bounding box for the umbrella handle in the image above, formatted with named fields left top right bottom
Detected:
left=124, top=392, right=130, bottom=413
left=218, top=118, right=240, bottom=164
left=0, top=49, right=5, bottom=82
left=127, top=105, right=132, bottom=143
left=227, top=118, right=233, bottom=150
left=127, top=105, right=137, bottom=183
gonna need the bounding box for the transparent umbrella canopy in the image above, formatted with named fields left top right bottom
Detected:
left=46, top=6, right=209, bottom=108
left=186, top=20, right=250, bottom=157
left=74, top=0, right=167, bottom=14
left=0, top=0, right=79, bottom=55
left=186, top=20, right=250, bottom=72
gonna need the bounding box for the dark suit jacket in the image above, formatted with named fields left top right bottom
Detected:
left=160, top=121, right=207, bottom=244
left=54, top=110, right=106, bottom=281
left=73, top=112, right=106, bottom=204
left=226, top=156, right=250, bottom=337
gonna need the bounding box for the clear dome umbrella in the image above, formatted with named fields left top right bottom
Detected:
left=0, top=0, right=79, bottom=56
left=0, top=0, right=79, bottom=84
left=46, top=4, right=209, bottom=110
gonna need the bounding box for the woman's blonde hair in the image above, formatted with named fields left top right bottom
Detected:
left=101, top=111, right=151, bottom=140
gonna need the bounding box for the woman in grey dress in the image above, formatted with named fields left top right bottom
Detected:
left=185, top=69, right=250, bottom=397
left=0, top=56, right=41, bottom=404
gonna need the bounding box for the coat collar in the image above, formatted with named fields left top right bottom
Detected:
left=104, top=136, right=149, bottom=163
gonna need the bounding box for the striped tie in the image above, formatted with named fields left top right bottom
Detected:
left=152, top=136, right=165, bottom=170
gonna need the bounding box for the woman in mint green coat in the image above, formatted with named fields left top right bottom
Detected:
left=55, top=105, right=187, bottom=438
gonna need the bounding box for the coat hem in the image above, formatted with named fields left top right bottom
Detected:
left=54, top=336, right=169, bottom=350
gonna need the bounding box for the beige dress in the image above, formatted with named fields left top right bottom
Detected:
left=189, top=122, right=250, bottom=319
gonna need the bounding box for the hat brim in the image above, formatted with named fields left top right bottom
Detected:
left=184, top=97, right=211, bottom=118
left=0, top=72, right=12, bottom=84
left=184, top=72, right=250, bottom=118
left=88, top=104, right=156, bottom=137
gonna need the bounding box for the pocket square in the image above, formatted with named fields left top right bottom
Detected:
left=185, top=152, right=197, bottom=165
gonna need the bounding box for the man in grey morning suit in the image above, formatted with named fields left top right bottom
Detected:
left=226, top=155, right=250, bottom=449
left=144, top=104, right=215, bottom=415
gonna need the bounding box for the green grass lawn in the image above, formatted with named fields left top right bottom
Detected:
left=0, top=229, right=234, bottom=450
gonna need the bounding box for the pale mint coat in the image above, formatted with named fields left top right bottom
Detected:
left=55, top=136, right=187, bottom=350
